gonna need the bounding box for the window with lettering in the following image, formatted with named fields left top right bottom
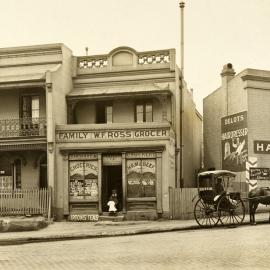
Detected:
left=127, top=159, right=156, bottom=198
left=69, top=161, right=98, bottom=200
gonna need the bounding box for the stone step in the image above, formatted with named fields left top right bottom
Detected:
left=101, top=211, right=123, bottom=216
left=98, top=214, right=125, bottom=222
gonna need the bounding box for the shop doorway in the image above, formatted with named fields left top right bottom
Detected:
left=102, top=165, right=122, bottom=212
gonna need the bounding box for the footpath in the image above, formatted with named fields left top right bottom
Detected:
left=0, top=212, right=269, bottom=246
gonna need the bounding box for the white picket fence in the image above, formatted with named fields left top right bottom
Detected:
left=0, top=188, right=52, bottom=217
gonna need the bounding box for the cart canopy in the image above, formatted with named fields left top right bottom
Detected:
left=198, top=170, right=236, bottom=179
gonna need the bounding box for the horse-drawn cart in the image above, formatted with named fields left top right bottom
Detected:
left=193, top=170, right=246, bottom=228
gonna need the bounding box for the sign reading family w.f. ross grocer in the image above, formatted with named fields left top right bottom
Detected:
left=221, top=111, right=248, bottom=172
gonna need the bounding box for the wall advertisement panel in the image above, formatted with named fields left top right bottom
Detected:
left=221, top=111, right=248, bottom=172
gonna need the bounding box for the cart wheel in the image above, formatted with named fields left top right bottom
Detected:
left=194, top=198, right=219, bottom=228
left=217, top=195, right=245, bottom=228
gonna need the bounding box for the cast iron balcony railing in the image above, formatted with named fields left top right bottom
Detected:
left=0, top=117, right=47, bottom=138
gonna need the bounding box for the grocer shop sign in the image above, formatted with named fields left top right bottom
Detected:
left=57, top=128, right=168, bottom=141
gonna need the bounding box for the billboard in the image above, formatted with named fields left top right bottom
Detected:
left=221, top=111, right=248, bottom=172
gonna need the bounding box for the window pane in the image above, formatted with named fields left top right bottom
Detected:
left=145, top=103, right=153, bottom=122
left=106, top=106, right=113, bottom=123
left=69, top=160, right=99, bottom=200
left=0, top=163, right=13, bottom=189
left=84, top=161, right=98, bottom=199
left=0, top=176, right=13, bottom=189
left=127, top=158, right=156, bottom=198
left=141, top=159, right=156, bottom=197
left=32, top=96, right=39, bottom=119
left=127, top=159, right=142, bottom=198
left=96, top=103, right=106, bottom=123
left=22, top=96, right=32, bottom=118
left=136, top=105, right=144, bottom=123
left=69, top=161, right=85, bottom=199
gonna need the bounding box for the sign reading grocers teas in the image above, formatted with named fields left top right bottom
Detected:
left=221, top=111, right=248, bottom=172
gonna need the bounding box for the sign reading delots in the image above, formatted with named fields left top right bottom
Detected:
left=221, top=111, right=248, bottom=172
left=254, top=140, right=270, bottom=154
left=57, top=128, right=169, bottom=142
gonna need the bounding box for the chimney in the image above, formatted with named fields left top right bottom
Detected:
left=221, top=63, right=235, bottom=86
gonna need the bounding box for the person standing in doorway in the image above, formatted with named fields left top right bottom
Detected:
left=107, top=189, right=119, bottom=215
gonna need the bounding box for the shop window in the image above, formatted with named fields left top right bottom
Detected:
left=69, top=160, right=98, bottom=200
left=127, top=159, right=156, bottom=198
left=0, top=159, right=21, bottom=190
left=0, top=163, right=13, bottom=189
left=135, top=102, right=153, bottom=123
left=96, top=102, right=113, bottom=123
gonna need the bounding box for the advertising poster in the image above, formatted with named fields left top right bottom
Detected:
left=221, top=111, right=248, bottom=172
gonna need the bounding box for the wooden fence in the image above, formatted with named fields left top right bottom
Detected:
left=169, top=187, right=270, bottom=220
left=0, top=188, right=51, bottom=217
left=169, top=187, right=198, bottom=220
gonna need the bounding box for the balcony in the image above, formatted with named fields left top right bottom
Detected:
left=0, top=117, right=47, bottom=138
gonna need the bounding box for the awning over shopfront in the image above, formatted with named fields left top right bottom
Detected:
left=0, top=140, right=47, bottom=151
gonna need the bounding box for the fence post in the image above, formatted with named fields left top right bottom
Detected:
left=47, top=186, right=52, bottom=221
left=169, top=187, right=172, bottom=219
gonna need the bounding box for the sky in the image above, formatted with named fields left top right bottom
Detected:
left=1, top=0, right=270, bottom=113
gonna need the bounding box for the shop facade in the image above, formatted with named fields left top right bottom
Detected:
left=0, top=43, right=202, bottom=220
left=204, top=64, right=270, bottom=191
left=55, top=124, right=173, bottom=220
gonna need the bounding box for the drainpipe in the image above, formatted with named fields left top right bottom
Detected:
left=45, top=71, right=55, bottom=219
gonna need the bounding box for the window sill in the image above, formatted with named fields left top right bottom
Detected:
left=127, top=197, right=156, bottom=202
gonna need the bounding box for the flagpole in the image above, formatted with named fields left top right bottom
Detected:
left=179, top=1, right=185, bottom=187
